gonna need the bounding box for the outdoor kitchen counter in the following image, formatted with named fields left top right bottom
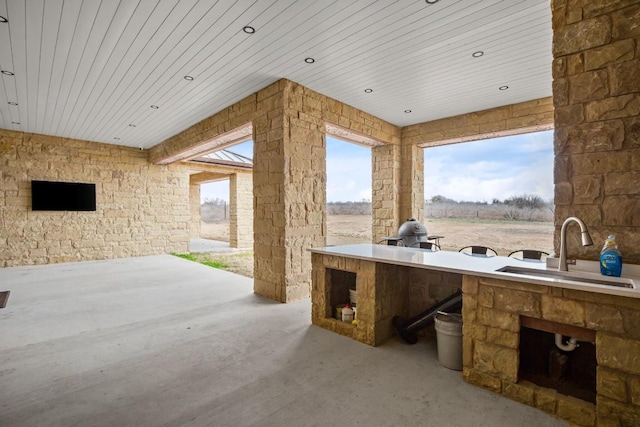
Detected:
left=309, top=244, right=640, bottom=346
left=310, top=243, right=640, bottom=299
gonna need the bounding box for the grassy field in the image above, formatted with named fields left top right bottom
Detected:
left=193, top=215, right=554, bottom=278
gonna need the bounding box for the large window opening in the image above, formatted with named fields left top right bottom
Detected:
left=423, top=130, right=554, bottom=256
left=200, top=180, right=230, bottom=241
left=326, top=136, right=372, bottom=245
left=199, top=139, right=253, bottom=244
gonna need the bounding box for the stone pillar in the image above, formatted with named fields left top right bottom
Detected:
left=252, top=80, right=326, bottom=302
left=372, top=141, right=402, bottom=242
left=229, top=172, right=253, bottom=248
left=189, top=183, right=201, bottom=239
left=552, top=1, right=640, bottom=263
left=400, top=140, right=424, bottom=224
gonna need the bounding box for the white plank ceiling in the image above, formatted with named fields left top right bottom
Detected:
left=0, top=0, right=552, bottom=149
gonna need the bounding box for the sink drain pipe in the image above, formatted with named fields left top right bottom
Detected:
left=555, top=334, right=579, bottom=351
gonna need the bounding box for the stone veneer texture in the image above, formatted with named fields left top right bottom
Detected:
left=189, top=183, right=201, bottom=239
left=402, top=97, right=554, bottom=148
left=552, top=0, right=640, bottom=263
left=311, top=252, right=461, bottom=346
left=229, top=172, right=253, bottom=248
left=0, top=130, right=190, bottom=267
left=462, top=275, right=640, bottom=426
left=152, top=79, right=401, bottom=302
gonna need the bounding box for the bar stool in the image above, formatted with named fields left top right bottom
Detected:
left=410, top=241, right=440, bottom=251
left=458, top=245, right=498, bottom=257
left=508, top=249, right=549, bottom=261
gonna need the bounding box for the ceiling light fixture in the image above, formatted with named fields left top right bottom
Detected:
left=425, top=0, right=440, bottom=4
left=364, top=88, right=373, bottom=93
left=150, top=105, right=159, bottom=109
left=1, top=70, right=14, bottom=76
left=472, top=51, right=484, bottom=58
left=8, top=101, right=17, bottom=106
left=404, top=109, right=412, bottom=113
left=184, top=75, right=194, bottom=81
left=304, top=57, right=315, bottom=64
left=0, top=16, right=7, bottom=23
left=243, top=26, right=255, bottom=34
left=499, top=85, right=509, bottom=90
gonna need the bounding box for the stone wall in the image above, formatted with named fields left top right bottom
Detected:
left=312, top=252, right=461, bottom=346
left=189, top=183, right=200, bottom=238
left=402, top=97, right=554, bottom=148
left=153, top=78, right=400, bottom=302
left=229, top=172, right=253, bottom=248
left=552, top=0, right=640, bottom=263
left=400, top=141, right=424, bottom=227
left=462, top=275, right=640, bottom=426
left=372, top=142, right=402, bottom=241
left=0, top=130, right=190, bottom=267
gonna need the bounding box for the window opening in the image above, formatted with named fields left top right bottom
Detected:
left=423, top=130, right=553, bottom=256
left=326, top=136, right=372, bottom=245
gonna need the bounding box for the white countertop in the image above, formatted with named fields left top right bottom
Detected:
left=309, top=244, right=640, bottom=299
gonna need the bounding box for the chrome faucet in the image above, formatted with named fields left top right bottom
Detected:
left=558, top=216, right=593, bottom=271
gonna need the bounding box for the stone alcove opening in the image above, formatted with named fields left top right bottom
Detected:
left=327, top=268, right=356, bottom=318
left=519, top=317, right=597, bottom=404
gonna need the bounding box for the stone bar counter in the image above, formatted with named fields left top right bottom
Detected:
left=310, top=244, right=640, bottom=426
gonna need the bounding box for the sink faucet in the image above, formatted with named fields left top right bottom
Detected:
left=558, top=216, right=593, bottom=271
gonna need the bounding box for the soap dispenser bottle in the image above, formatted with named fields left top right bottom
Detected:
left=600, top=234, right=623, bottom=277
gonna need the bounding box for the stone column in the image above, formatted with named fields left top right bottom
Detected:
left=189, top=183, right=201, bottom=239
left=552, top=1, right=640, bottom=263
left=372, top=141, right=402, bottom=242
left=229, top=172, right=253, bottom=248
left=252, top=80, right=326, bottom=302
left=400, top=140, right=424, bottom=224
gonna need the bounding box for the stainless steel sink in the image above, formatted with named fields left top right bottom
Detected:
left=496, top=266, right=636, bottom=289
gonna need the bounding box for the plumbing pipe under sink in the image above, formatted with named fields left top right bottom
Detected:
left=555, top=334, right=578, bottom=351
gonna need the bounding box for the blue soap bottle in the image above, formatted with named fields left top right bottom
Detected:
left=600, top=234, right=623, bottom=277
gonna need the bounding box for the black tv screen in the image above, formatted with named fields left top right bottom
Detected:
left=31, top=180, right=96, bottom=211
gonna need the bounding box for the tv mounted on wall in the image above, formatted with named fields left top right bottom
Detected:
left=31, top=180, right=96, bottom=211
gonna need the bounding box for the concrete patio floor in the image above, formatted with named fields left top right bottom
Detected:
left=0, top=255, right=566, bottom=426
left=189, top=238, right=251, bottom=253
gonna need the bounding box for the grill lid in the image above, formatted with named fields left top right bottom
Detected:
left=398, top=218, right=427, bottom=237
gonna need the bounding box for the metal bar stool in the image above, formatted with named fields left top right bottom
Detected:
left=458, top=245, right=498, bottom=257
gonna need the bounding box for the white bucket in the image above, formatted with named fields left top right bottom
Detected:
left=349, top=288, right=357, bottom=305
left=434, top=313, right=463, bottom=371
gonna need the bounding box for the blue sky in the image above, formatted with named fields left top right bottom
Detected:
left=423, top=130, right=554, bottom=202
left=200, top=130, right=554, bottom=203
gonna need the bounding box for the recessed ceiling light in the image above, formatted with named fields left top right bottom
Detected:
left=184, top=75, right=194, bottom=81
left=0, top=16, right=7, bottom=23
left=11, top=121, right=20, bottom=125
left=499, top=85, right=509, bottom=90
left=304, top=57, right=315, bottom=64
left=364, top=88, right=373, bottom=93
left=472, top=51, right=484, bottom=58
left=425, top=0, right=440, bottom=3
left=128, top=124, right=136, bottom=127
left=150, top=105, right=159, bottom=109
left=8, top=101, right=17, bottom=106
left=243, top=26, right=255, bottom=34
left=404, top=109, right=412, bottom=113
left=1, top=70, right=14, bottom=76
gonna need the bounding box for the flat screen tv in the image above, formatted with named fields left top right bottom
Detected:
left=31, top=180, right=96, bottom=211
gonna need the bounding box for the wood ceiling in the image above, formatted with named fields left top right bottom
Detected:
left=0, top=0, right=552, bottom=149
